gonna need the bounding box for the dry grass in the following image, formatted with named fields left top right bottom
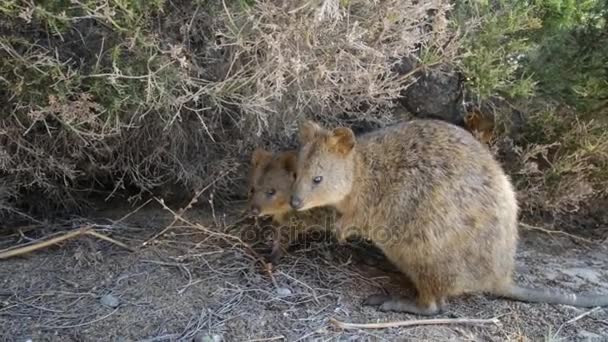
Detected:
left=0, top=0, right=606, bottom=232
left=1, top=204, right=607, bottom=340
left=0, top=0, right=455, bottom=223
left=205, top=0, right=454, bottom=135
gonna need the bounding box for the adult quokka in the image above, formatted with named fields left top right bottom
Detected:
left=289, top=119, right=608, bottom=315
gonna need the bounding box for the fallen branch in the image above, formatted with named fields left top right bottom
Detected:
left=329, top=316, right=500, bottom=330
left=86, top=230, right=134, bottom=252
left=520, top=223, right=594, bottom=244
left=0, top=226, right=134, bottom=260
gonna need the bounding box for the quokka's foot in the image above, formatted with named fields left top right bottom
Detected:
left=364, top=294, right=442, bottom=316
left=362, top=293, right=394, bottom=306
left=268, top=249, right=283, bottom=266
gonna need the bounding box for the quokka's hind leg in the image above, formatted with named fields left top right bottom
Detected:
left=365, top=270, right=447, bottom=315
left=375, top=291, right=442, bottom=316
left=362, top=293, right=396, bottom=306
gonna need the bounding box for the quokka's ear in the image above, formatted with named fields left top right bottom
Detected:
left=298, top=120, right=323, bottom=144
left=327, top=127, right=355, bottom=155
left=279, top=151, right=298, bottom=175
left=251, top=148, right=273, bottom=168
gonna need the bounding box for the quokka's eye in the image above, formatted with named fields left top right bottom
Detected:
left=313, top=176, right=323, bottom=184
left=266, top=188, right=276, bottom=196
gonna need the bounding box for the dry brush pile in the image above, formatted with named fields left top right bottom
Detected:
left=0, top=0, right=454, bottom=222
left=0, top=0, right=606, bottom=229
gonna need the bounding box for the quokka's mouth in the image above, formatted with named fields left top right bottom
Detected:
left=294, top=203, right=313, bottom=212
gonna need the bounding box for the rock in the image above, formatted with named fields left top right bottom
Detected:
left=276, top=287, right=292, bottom=297
left=100, top=294, right=120, bottom=308
left=394, top=56, right=464, bottom=125
left=194, top=333, right=222, bottom=342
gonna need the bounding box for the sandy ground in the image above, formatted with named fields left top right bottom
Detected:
left=1, top=202, right=607, bottom=342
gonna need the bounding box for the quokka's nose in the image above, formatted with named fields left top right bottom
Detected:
left=250, top=206, right=260, bottom=216
left=290, top=196, right=303, bottom=209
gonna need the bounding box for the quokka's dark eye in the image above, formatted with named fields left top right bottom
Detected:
left=266, top=188, right=276, bottom=196
left=313, top=176, right=323, bottom=184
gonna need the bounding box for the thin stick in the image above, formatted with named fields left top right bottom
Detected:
left=246, top=337, right=285, bottom=342
left=0, top=226, right=133, bottom=260
left=520, top=223, right=594, bottom=244
left=566, top=306, right=601, bottom=324
left=39, top=307, right=120, bottom=329
left=114, top=197, right=154, bottom=224
left=329, top=317, right=500, bottom=330
left=86, top=230, right=135, bottom=252
left=142, top=172, right=228, bottom=246
left=0, top=227, right=88, bottom=260
left=553, top=306, right=601, bottom=339
left=153, top=197, right=274, bottom=279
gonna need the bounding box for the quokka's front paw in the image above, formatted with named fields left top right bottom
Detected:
left=334, top=218, right=354, bottom=244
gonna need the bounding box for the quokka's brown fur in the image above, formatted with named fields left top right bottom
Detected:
left=247, top=148, right=336, bottom=265
left=290, top=119, right=608, bottom=315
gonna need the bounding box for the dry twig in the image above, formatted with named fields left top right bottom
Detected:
left=142, top=172, right=229, bottom=246
left=151, top=194, right=274, bottom=279
left=520, top=223, right=594, bottom=244
left=0, top=226, right=134, bottom=259
left=553, top=306, right=602, bottom=339
left=329, top=316, right=500, bottom=330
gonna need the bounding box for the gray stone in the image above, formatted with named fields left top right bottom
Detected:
left=100, top=294, right=120, bottom=308
left=194, top=333, right=222, bottom=342
left=276, top=287, right=292, bottom=297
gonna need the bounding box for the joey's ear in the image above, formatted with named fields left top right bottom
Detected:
left=279, top=152, right=298, bottom=174
left=298, top=120, right=323, bottom=144
left=327, top=127, right=355, bottom=154
left=251, top=148, right=272, bottom=167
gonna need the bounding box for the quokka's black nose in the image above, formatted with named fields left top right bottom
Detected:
left=290, top=196, right=303, bottom=209
left=250, top=206, right=260, bottom=216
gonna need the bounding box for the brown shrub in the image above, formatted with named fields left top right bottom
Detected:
left=0, top=0, right=453, bottom=222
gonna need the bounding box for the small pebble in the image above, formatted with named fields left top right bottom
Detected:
left=194, top=333, right=222, bottom=342
left=100, top=294, right=120, bottom=308
left=276, top=287, right=292, bottom=296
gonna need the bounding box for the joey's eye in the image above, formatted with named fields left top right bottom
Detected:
left=313, top=176, right=323, bottom=184
left=266, top=188, right=276, bottom=196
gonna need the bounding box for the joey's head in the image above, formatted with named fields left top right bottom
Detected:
left=290, top=120, right=356, bottom=211
left=247, top=148, right=298, bottom=218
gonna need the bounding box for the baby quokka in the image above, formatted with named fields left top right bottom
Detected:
left=289, top=119, right=608, bottom=315
left=247, top=148, right=335, bottom=265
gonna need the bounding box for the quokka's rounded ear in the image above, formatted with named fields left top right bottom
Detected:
left=327, top=127, right=355, bottom=154
left=280, top=152, right=298, bottom=174
left=298, top=120, right=323, bottom=144
left=251, top=148, right=272, bottom=167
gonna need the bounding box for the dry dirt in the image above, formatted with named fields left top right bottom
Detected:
left=1, top=201, right=607, bottom=342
